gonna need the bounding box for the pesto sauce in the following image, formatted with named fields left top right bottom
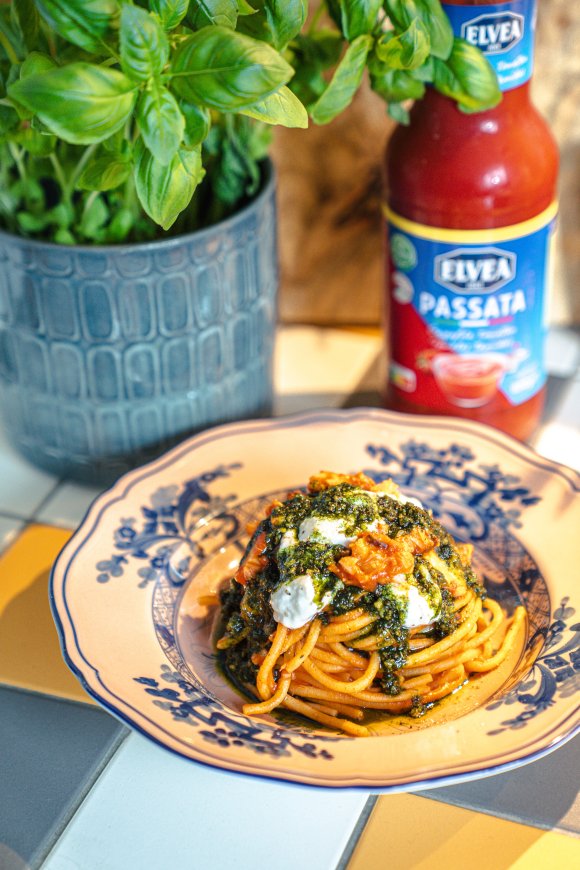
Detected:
left=435, top=539, right=487, bottom=600
left=269, top=485, right=384, bottom=602
left=310, top=485, right=377, bottom=536
left=269, top=492, right=311, bottom=533
left=413, top=556, right=443, bottom=613
left=220, top=481, right=483, bottom=711
left=277, top=541, right=343, bottom=604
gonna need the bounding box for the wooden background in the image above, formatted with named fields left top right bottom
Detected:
left=273, top=0, right=580, bottom=327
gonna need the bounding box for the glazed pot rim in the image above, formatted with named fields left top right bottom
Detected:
left=0, top=160, right=275, bottom=254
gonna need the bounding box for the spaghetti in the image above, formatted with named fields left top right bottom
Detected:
left=215, top=471, right=525, bottom=736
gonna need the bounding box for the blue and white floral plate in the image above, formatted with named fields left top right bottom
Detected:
left=50, top=409, right=580, bottom=790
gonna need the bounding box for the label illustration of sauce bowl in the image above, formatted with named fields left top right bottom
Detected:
left=432, top=354, right=508, bottom=408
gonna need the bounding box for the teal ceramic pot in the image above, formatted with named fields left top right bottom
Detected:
left=0, top=169, right=277, bottom=485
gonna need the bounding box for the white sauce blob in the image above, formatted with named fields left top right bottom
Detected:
left=298, top=516, right=353, bottom=546
left=270, top=575, right=331, bottom=629
left=393, top=583, right=439, bottom=628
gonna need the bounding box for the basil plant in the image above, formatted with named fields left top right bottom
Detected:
left=0, top=1, right=499, bottom=244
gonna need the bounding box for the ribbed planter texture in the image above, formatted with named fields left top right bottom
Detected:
left=0, top=171, right=277, bottom=485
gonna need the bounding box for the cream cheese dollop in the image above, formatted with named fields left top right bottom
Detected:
left=270, top=575, right=332, bottom=629
left=298, top=516, right=354, bottom=546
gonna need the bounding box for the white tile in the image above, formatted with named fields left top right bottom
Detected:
left=545, top=328, right=580, bottom=377
left=0, top=516, right=23, bottom=554
left=0, top=426, right=58, bottom=518
left=36, top=482, right=104, bottom=530
left=533, top=376, right=580, bottom=472
left=44, top=733, right=368, bottom=870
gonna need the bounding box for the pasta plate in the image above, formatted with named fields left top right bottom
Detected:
left=50, top=409, right=580, bottom=790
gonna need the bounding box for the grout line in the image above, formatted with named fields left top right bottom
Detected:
left=334, top=795, right=379, bottom=870
left=0, top=509, right=33, bottom=523
left=0, top=479, right=64, bottom=525
left=0, top=681, right=95, bottom=708
left=33, top=727, right=130, bottom=870
left=28, top=479, right=65, bottom=522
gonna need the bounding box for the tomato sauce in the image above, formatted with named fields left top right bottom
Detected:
left=384, top=0, right=559, bottom=441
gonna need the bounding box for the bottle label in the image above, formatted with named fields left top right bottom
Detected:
left=442, top=0, right=536, bottom=91
left=386, top=204, right=557, bottom=411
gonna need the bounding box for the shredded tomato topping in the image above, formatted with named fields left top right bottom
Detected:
left=330, top=531, right=415, bottom=592
left=397, top=526, right=439, bottom=555
left=308, top=470, right=377, bottom=492
left=235, top=530, right=268, bottom=587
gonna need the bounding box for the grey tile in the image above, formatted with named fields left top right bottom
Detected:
left=0, top=427, right=58, bottom=519
left=0, top=687, right=126, bottom=869
left=423, top=733, right=580, bottom=836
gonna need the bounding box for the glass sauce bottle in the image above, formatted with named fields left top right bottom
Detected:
left=384, top=0, right=558, bottom=441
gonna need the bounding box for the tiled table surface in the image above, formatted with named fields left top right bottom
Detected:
left=1, top=325, right=579, bottom=870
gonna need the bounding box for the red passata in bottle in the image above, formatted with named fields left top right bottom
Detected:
left=384, top=0, right=558, bottom=441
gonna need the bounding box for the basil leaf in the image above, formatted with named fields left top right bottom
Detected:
left=49, top=201, right=75, bottom=229
left=208, top=120, right=265, bottom=206
left=310, top=34, right=372, bottom=125
left=20, top=52, right=57, bottom=78
left=137, top=86, right=184, bottom=164
left=238, top=0, right=257, bottom=13
left=77, top=152, right=132, bottom=191
left=12, top=0, right=39, bottom=50
left=376, top=20, right=430, bottom=71
left=13, top=125, right=56, bottom=155
left=102, top=128, right=126, bottom=153
left=80, top=194, right=109, bottom=239
left=0, top=104, right=20, bottom=135
left=150, top=0, right=189, bottom=30
left=18, top=211, right=49, bottom=233
left=186, top=0, right=238, bottom=30
left=433, top=38, right=501, bottom=113
left=54, top=228, right=76, bottom=245
left=35, top=0, right=120, bottom=54
left=289, top=31, right=344, bottom=104
left=180, top=101, right=211, bottom=147
left=325, top=0, right=342, bottom=29
left=264, top=0, right=308, bottom=51
left=387, top=101, right=410, bottom=125
left=413, top=57, right=435, bottom=83
left=134, top=140, right=205, bottom=230
left=171, top=27, right=294, bottom=110
left=338, top=0, right=382, bottom=41
left=120, top=6, right=169, bottom=82
left=238, top=1, right=307, bottom=51
left=240, top=86, right=308, bottom=127
left=8, top=64, right=137, bottom=144
left=385, top=0, right=453, bottom=61
left=369, top=63, right=425, bottom=102
left=107, top=208, right=135, bottom=242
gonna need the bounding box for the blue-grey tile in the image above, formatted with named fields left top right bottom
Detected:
left=0, top=687, right=126, bottom=869
left=423, top=734, right=580, bottom=836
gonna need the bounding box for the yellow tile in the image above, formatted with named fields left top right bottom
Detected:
left=0, top=524, right=94, bottom=704
left=348, top=793, right=580, bottom=870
